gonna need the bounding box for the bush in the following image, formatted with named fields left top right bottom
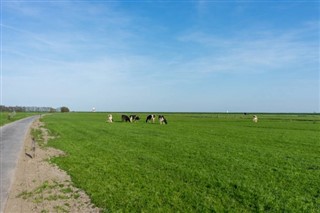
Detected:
left=60, top=107, right=70, bottom=113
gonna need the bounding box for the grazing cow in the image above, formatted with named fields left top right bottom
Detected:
left=158, top=115, right=168, bottom=125
left=130, top=115, right=140, bottom=122
left=107, top=114, right=113, bottom=123
left=146, top=114, right=156, bottom=123
left=122, top=115, right=131, bottom=122
left=253, top=115, right=258, bottom=123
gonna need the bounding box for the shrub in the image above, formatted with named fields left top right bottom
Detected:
left=60, top=107, right=70, bottom=113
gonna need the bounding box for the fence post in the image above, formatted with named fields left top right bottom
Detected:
left=32, top=137, right=36, bottom=158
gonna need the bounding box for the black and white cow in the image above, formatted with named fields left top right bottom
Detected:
left=130, top=115, right=140, bottom=122
left=158, top=115, right=168, bottom=125
left=121, top=115, right=131, bottom=122
left=146, top=114, right=156, bottom=123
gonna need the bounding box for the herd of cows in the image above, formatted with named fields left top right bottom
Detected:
left=106, top=114, right=168, bottom=124
left=106, top=114, right=259, bottom=124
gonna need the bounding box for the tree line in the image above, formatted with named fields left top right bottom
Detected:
left=0, top=105, right=70, bottom=113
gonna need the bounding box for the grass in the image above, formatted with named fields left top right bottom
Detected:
left=17, top=180, right=69, bottom=202
left=17, top=179, right=81, bottom=209
left=32, top=127, right=46, bottom=147
left=42, top=112, right=320, bottom=212
left=0, top=112, right=40, bottom=126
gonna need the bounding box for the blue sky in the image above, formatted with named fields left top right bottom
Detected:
left=1, top=1, right=319, bottom=112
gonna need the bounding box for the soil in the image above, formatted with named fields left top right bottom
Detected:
left=4, top=119, right=101, bottom=213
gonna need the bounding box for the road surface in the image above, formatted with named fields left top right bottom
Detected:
left=0, top=116, right=39, bottom=213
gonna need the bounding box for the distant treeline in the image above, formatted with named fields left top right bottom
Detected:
left=0, top=105, right=64, bottom=112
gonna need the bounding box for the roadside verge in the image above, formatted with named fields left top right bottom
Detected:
left=4, top=119, right=101, bottom=213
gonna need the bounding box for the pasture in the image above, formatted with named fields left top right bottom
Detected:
left=0, top=112, right=39, bottom=126
left=42, top=113, right=320, bottom=212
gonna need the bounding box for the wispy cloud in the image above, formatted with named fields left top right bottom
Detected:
left=2, top=2, right=139, bottom=59
left=176, top=25, right=319, bottom=75
left=1, top=24, right=57, bottom=47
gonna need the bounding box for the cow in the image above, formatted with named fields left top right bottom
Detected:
left=253, top=115, right=258, bottom=123
left=158, top=115, right=168, bottom=125
left=146, top=114, right=156, bottom=123
left=130, top=115, right=140, bottom=122
left=121, top=115, right=131, bottom=122
left=107, top=114, right=113, bottom=123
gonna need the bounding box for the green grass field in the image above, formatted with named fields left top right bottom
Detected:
left=41, top=112, right=320, bottom=212
left=0, top=112, right=40, bottom=126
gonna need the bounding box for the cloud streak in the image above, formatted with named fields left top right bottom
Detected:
left=176, top=25, right=318, bottom=75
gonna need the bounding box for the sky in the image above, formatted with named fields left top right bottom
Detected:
left=1, top=1, right=319, bottom=112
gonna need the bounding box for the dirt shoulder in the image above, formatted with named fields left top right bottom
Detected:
left=4, top=119, right=101, bottom=213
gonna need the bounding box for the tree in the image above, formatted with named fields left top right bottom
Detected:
left=49, top=108, right=56, bottom=113
left=60, top=106, right=70, bottom=113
